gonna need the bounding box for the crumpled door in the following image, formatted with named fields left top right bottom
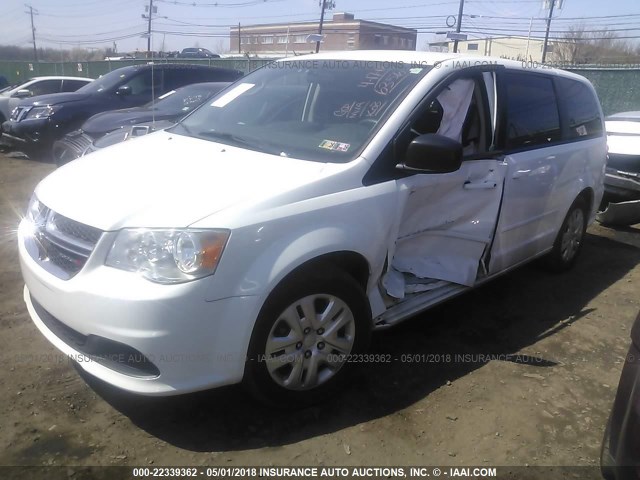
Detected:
left=383, top=160, right=506, bottom=299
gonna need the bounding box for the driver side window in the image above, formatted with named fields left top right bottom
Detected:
left=396, top=74, right=494, bottom=162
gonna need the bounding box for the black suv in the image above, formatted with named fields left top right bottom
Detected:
left=1, top=63, right=242, bottom=159
left=178, top=48, right=220, bottom=59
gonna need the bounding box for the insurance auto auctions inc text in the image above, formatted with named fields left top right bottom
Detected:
left=255, top=466, right=497, bottom=478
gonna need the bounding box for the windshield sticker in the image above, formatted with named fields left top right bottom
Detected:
left=319, top=140, right=350, bottom=152
left=334, top=100, right=387, bottom=119
left=410, top=68, right=424, bottom=74
left=211, top=83, right=255, bottom=108
left=358, top=70, right=410, bottom=96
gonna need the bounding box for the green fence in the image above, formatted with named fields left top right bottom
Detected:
left=1, top=59, right=639, bottom=117
left=566, top=68, right=640, bottom=116
left=0, top=58, right=273, bottom=84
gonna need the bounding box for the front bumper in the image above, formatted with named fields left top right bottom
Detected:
left=599, top=171, right=640, bottom=226
left=1, top=117, right=52, bottom=149
left=18, top=221, right=259, bottom=396
left=604, top=171, right=640, bottom=203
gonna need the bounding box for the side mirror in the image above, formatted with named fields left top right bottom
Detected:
left=398, top=133, right=462, bottom=173
left=13, top=89, right=31, bottom=98
left=116, top=85, right=132, bottom=96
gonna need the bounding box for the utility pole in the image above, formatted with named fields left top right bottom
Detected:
left=541, top=0, right=556, bottom=63
left=316, top=1, right=327, bottom=53
left=238, top=23, right=241, bottom=54
left=26, top=4, right=38, bottom=62
left=316, top=0, right=335, bottom=53
left=452, top=0, right=465, bottom=53
left=147, top=0, right=154, bottom=59
left=525, top=17, right=533, bottom=60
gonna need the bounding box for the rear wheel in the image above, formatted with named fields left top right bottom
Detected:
left=543, top=197, right=588, bottom=272
left=243, top=266, right=371, bottom=406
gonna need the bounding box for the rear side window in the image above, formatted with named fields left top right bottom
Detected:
left=28, top=79, right=62, bottom=96
left=504, top=72, right=561, bottom=149
left=61, top=79, right=89, bottom=92
left=556, top=77, right=602, bottom=139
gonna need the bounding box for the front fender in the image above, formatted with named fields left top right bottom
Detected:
left=201, top=181, right=400, bottom=312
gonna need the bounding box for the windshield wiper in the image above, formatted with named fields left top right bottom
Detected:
left=198, top=130, right=285, bottom=156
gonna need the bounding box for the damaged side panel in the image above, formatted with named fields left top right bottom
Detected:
left=382, top=160, right=506, bottom=300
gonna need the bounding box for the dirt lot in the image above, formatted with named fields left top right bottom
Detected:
left=0, top=152, right=639, bottom=474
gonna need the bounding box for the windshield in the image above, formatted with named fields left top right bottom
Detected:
left=76, top=68, right=134, bottom=94
left=171, top=59, right=430, bottom=162
left=148, top=84, right=222, bottom=114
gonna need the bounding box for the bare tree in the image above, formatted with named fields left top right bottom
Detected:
left=555, top=24, right=640, bottom=65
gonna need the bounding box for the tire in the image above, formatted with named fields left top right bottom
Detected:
left=52, top=140, right=78, bottom=167
left=243, top=266, right=371, bottom=407
left=543, top=196, right=588, bottom=272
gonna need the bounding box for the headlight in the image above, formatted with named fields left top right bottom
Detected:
left=24, top=105, right=62, bottom=120
left=105, top=229, right=230, bottom=284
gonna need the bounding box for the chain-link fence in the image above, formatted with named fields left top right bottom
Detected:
left=0, top=58, right=273, bottom=85
left=566, top=67, right=640, bottom=116
left=1, top=59, right=639, bottom=116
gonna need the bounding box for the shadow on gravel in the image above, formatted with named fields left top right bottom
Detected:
left=77, top=232, right=640, bottom=452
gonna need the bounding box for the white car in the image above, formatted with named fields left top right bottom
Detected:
left=18, top=51, right=606, bottom=405
left=0, top=76, right=93, bottom=124
left=597, top=111, right=640, bottom=226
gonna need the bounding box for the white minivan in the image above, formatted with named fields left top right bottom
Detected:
left=19, top=51, right=606, bottom=404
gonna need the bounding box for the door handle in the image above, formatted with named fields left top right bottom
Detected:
left=512, top=169, right=531, bottom=179
left=464, top=180, right=497, bottom=190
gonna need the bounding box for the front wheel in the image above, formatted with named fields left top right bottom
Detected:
left=543, top=197, right=588, bottom=272
left=243, top=266, right=371, bottom=406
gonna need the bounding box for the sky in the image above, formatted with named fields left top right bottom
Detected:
left=2, top=0, right=640, bottom=54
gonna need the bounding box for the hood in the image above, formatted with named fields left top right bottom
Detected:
left=35, top=131, right=329, bottom=231
left=27, top=92, right=91, bottom=107
left=82, top=108, right=174, bottom=137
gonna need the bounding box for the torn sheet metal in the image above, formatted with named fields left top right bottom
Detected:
left=387, top=160, right=506, bottom=294
left=382, top=268, right=451, bottom=300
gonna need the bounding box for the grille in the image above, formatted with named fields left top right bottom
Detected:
left=29, top=207, right=103, bottom=280
left=52, top=213, right=102, bottom=244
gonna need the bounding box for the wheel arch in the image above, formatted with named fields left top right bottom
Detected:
left=577, top=186, right=594, bottom=214
left=275, top=250, right=371, bottom=293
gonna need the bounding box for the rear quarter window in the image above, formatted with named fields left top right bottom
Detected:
left=29, top=79, right=62, bottom=96
left=61, top=79, right=90, bottom=92
left=556, top=77, right=603, bottom=139
left=504, top=72, right=561, bottom=150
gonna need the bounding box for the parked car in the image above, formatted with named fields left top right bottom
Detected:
left=18, top=51, right=606, bottom=405
left=52, top=82, right=232, bottom=165
left=1, top=64, right=242, bottom=159
left=0, top=76, right=93, bottom=124
left=597, top=111, right=640, bottom=226
left=178, top=48, right=220, bottom=59
left=601, top=310, right=640, bottom=479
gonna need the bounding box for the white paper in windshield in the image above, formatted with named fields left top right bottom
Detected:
left=158, top=90, right=176, bottom=100
left=211, top=83, right=255, bottom=108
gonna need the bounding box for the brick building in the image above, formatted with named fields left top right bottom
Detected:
left=230, top=13, right=417, bottom=56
